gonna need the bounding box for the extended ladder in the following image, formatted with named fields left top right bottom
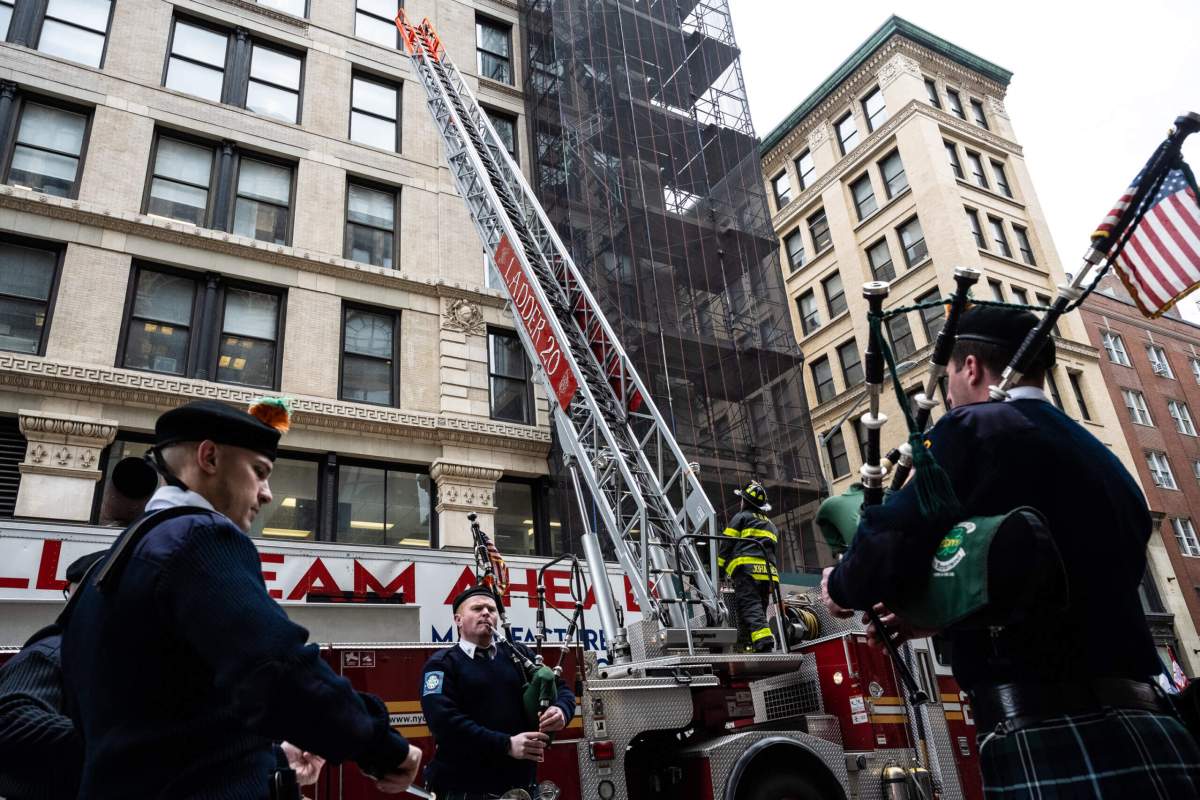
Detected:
left=395, top=12, right=727, bottom=640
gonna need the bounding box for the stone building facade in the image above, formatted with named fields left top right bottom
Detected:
left=758, top=16, right=1199, bottom=667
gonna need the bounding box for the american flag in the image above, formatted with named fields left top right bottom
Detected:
left=481, top=533, right=510, bottom=596
left=1096, top=161, right=1200, bottom=317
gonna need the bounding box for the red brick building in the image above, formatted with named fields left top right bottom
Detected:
left=1081, top=273, right=1200, bottom=674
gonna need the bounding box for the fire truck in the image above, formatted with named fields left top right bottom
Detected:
left=0, top=10, right=987, bottom=800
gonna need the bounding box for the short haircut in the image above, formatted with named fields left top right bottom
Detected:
left=951, top=338, right=1047, bottom=385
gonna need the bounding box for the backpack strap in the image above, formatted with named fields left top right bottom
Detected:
left=91, top=505, right=212, bottom=593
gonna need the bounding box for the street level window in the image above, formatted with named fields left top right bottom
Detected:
left=965, top=208, right=985, bottom=249
left=351, top=74, right=400, bottom=152
left=251, top=456, right=318, bottom=540
left=835, top=112, right=858, bottom=155
left=897, top=217, right=928, bottom=267
left=0, top=239, right=61, bottom=355
left=991, top=160, right=1012, bottom=197
left=341, top=305, right=398, bottom=406
left=1148, top=451, right=1177, bottom=490
left=1122, top=388, right=1152, bottom=426
left=1014, top=225, right=1036, bottom=265
left=945, top=88, right=965, bottom=119
left=489, top=329, right=532, bottom=424
left=337, top=463, right=432, bottom=548
left=772, top=171, right=791, bottom=209
left=1168, top=400, right=1196, bottom=436
left=837, top=339, right=863, bottom=387
left=970, top=99, right=989, bottom=129
left=1148, top=344, right=1174, bottom=378
left=888, top=312, right=916, bottom=360
left=6, top=99, right=88, bottom=198
left=966, top=151, right=988, bottom=189
left=783, top=229, right=805, bottom=271
left=879, top=150, right=907, bottom=198
left=121, top=265, right=283, bottom=388
left=850, top=174, right=876, bottom=221
left=795, top=150, right=815, bottom=190
left=825, top=428, right=850, bottom=478
left=988, top=216, right=1012, bottom=258
left=916, top=289, right=944, bottom=343
left=822, top=272, right=847, bottom=318
left=924, top=78, right=941, bottom=109
left=345, top=181, right=398, bottom=268
left=146, top=136, right=214, bottom=226
left=811, top=356, right=835, bottom=404
left=257, top=0, right=306, bottom=17
left=1068, top=372, right=1091, bottom=421
left=36, top=0, right=112, bottom=67
left=861, top=87, right=887, bottom=132
left=494, top=480, right=535, bottom=556
left=797, top=290, right=820, bottom=336
left=1103, top=331, right=1131, bottom=366
left=945, top=141, right=963, bottom=179
left=1172, top=518, right=1200, bottom=557
left=233, top=158, right=292, bottom=244
left=164, top=17, right=303, bottom=124
left=476, top=16, right=512, bottom=84
left=808, top=209, right=831, bottom=253
left=866, top=239, right=895, bottom=282
left=355, top=0, right=399, bottom=48
left=485, top=108, right=517, bottom=161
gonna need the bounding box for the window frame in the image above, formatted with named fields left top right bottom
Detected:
left=332, top=456, right=437, bottom=549
left=3, top=92, right=93, bottom=200
left=1122, top=388, right=1153, bottom=426
left=825, top=427, right=850, bottom=478
left=141, top=129, right=219, bottom=226
left=797, top=290, right=820, bottom=336
left=849, top=172, right=877, bottom=221
left=771, top=170, right=791, bottom=209
left=212, top=281, right=288, bottom=390
left=795, top=149, right=815, bottom=190
left=887, top=311, right=917, bottom=360
left=782, top=228, right=805, bottom=271
left=230, top=149, right=296, bottom=245
left=1103, top=331, right=1131, bottom=366
left=807, top=208, right=831, bottom=254
left=836, top=338, right=863, bottom=387
left=834, top=111, right=858, bottom=156
left=339, top=302, right=401, bottom=407
left=0, top=233, right=65, bottom=357
left=483, top=105, right=518, bottom=163
left=475, top=14, right=513, bottom=85
left=33, top=0, right=115, bottom=68
left=1068, top=371, right=1091, bottom=421
left=1147, top=344, right=1175, bottom=379
left=879, top=149, right=907, bottom=198
left=822, top=271, right=847, bottom=318
left=355, top=0, right=400, bottom=48
left=343, top=177, right=400, bottom=269
left=1168, top=399, right=1196, bottom=436
left=861, top=86, right=887, bottom=133
left=1013, top=224, right=1036, bottom=265
left=810, top=355, right=835, bottom=404
left=1045, top=368, right=1064, bottom=410
left=1172, top=517, right=1200, bottom=557
left=965, top=207, right=986, bottom=249
left=1147, top=450, right=1178, bottom=490
left=866, top=237, right=895, bottom=282
left=990, top=159, right=1012, bottom=197
left=897, top=216, right=928, bottom=267
left=349, top=71, right=402, bottom=153
left=970, top=98, right=989, bottom=129
left=965, top=150, right=988, bottom=189
left=987, top=215, right=1012, bottom=258
left=1192, top=357, right=1200, bottom=384
left=923, top=77, right=941, bottom=109
left=945, top=140, right=963, bottom=179
left=487, top=326, right=534, bottom=425
left=915, top=289, right=945, bottom=344
left=945, top=88, right=965, bottom=119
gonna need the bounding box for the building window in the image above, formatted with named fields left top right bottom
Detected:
left=1013, top=225, right=1036, bottom=265
left=990, top=160, right=1012, bottom=197
left=1169, top=400, right=1196, bottom=435
left=350, top=74, right=400, bottom=152
left=146, top=136, right=214, bottom=226
left=835, top=112, right=858, bottom=155
left=945, top=141, right=963, bottom=179
left=6, top=98, right=88, bottom=199
left=797, top=291, right=820, bottom=336
left=988, top=216, right=1012, bottom=258
left=251, top=455, right=318, bottom=540
left=476, top=16, right=512, bottom=84
left=165, top=17, right=303, bottom=124
left=945, top=88, right=965, bottom=119
left=1172, top=518, right=1200, bottom=557
left=341, top=305, right=398, bottom=405
left=337, top=463, right=433, bottom=548
left=345, top=181, right=398, bottom=268
left=970, top=98, right=989, bottom=129
left=850, top=174, right=877, bottom=220
left=1103, top=331, right=1131, bottom=366
left=493, top=480, right=538, bottom=556
left=485, top=108, right=517, bottom=161
left=1123, top=388, right=1153, bottom=426
left=1192, top=357, right=1200, bottom=384
left=771, top=171, right=791, bottom=209
left=861, top=87, right=887, bottom=132
left=808, top=209, right=831, bottom=253
left=897, top=217, right=928, bottom=266
left=825, top=427, right=850, bottom=478
left=988, top=278, right=1005, bottom=301
left=879, top=150, right=907, bottom=198
left=1010, top=286, right=1029, bottom=307
left=1148, top=344, right=1175, bottom=378
left=966, top=151, right=988, bottom=188
left=811, top=356, right=835, bottom=404
left=1068, top=372, right=1091, bottom=421
left=888, top=312, right=916, bottom=360
left=121, top=265, right=283, bottom=387
left=1045, top=369, right=1064, bottom=410
left=489, top=329, right=531, bottom=424
left=965, top=208, right=985, bottom=249
left=783, top=229, right=805, bottom=271
left=795, top=150, right=815, bottom=190
left=233, top=157, right=292, bottom=244
left=822, top=272, right=847, bottom=318
left=1194, top=460, right=1200, bottom=482
left=35, top=0, right=112, bottom=67
left=257, top=0, right=306, bottom=17
left=837, top=339, right=863, bottom=387
left=1148, top=451, right=1177, bottom=490
left=924, top=77, right=941, bottom=109
left=866, top=238, right=895, bottom=282
left=355, top=0, right=398, bottom=48
left=916, top=289, right=945, bottom=343
left=0, top=239, right=61, bottom=355
left=1035, top=293, right=1060, bottom=336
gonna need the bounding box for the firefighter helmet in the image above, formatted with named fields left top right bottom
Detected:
left=734, top=480, right=771, bottom=512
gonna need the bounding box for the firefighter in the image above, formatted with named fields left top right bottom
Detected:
left=60, top=399, right=421, bottom=798
left=719, top=481, right=780, bottom=653
left=420, top=585, right=575, bottom=800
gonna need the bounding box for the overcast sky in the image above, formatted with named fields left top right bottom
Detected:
left=728, top=0, right=1200, bottom=321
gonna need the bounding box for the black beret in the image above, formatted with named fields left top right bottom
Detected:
left=452, top=584, right=498, bottom=612
left=155, top=400, right=281, bottom=460
left=956, top=305, right=1056, bottom=372
left=65, top=550, right=106, bottom=584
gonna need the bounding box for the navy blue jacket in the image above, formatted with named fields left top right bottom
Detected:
left=0, top=625, right=80, bottom=800
left=61, top=509, right=409, bottom=799
left=420, top=641, right=574, bottom=793
left=829, top=398, right=1159, bottom=690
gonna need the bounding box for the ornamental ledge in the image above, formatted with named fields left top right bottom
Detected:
left=18, top=409, right=119, bottom=444
left=430, top=459, right=505, bottom=483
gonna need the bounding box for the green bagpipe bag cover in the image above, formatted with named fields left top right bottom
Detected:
left=523, top=664, right=559, bottom=727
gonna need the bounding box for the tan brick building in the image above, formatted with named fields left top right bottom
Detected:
left=758, top=16, right=1199, bottom=665
left=0, top=0, right=555, bottom=558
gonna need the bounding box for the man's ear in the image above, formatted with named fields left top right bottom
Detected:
left=196, top=440, right=220, bottom=475
left=964, top=354, right=983, bottom=386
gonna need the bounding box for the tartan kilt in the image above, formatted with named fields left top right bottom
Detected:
left=978, top=708, right=1200, bottom=798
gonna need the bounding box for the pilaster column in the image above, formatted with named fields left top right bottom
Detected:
left=16, top=410, right=118, bottom=520
left=431, top=459, right=503, bottom=548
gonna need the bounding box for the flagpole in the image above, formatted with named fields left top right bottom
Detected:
left=989, top=111, right=1200, bottom=400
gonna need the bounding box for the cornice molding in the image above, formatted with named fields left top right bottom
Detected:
left=0, top=186, right=509, bottom=310
left=213, top=0, right=308, bottom=32
left=0, top=354, right=551, bottom=455
left=430, top=459, right=504, bottom=484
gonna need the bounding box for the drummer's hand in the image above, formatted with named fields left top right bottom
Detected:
left=821, top=567, right=853, bottom=618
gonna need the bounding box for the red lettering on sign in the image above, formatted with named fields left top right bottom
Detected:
left=544, top=569, right=573, bottom=609
left=35, top=540, right=68, bottom=591
left=494, top=236, right=578, bottom=411
left=506, top=568, right=538, bottom=608
left=0, top=575, right=28, bottom=589
left=287, top=558, right=342, bottom=601
left=353, top=561, right=414, bottom=601
left=624, top=577, right=641, bottom=613
left=583, top=584, right=596, bottom=610
left=443, top=567, right=479, bottom=606
left=260, top=552, right=285, bottom=599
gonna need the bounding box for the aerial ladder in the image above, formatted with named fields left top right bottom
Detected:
left=393, top=12, right=738, bottom=657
